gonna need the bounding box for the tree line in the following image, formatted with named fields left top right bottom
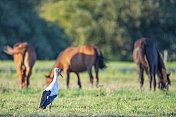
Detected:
left=0, top=0, right=70, bottom=60
left=0, top=0, right=176, bottom=61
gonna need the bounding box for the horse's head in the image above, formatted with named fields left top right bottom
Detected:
left=160, top=73, right=171, bottom=90
left=44, top=67, right=63, bottom=86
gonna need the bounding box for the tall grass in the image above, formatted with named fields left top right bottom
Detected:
left=0, top=60, right=176, bottom=116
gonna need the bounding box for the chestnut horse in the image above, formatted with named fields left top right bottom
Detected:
left=45, top=45, right=106, bottom=88
left=133, top=38, right=170, bottom=90
left=4, top=42, right=36, bottom=89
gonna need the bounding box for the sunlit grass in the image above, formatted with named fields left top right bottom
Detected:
left=0, top=60, right=176, bottom=116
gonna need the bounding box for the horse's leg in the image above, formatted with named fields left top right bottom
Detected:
left=94, top=63, right=99, bottom=87
left=137, top=64, right=144, bottom=88
left=144, top=67, right=150, bottom=79
left=75, top=72, right=82, bottom=88
left=157, top=73, right=161, bottom=89
left=153, top=73, right=156, bottom=91
left=153, top=66, right=157, bottom=91
left=87, top=67, right=93, bottom=87
left=65, top=69, right=70, bottom=88
left=25, top=67, right=32, bottom=87
left=144, top=66, right=151, bottom=88
left=17, top=67, right=23, bottom=89
left=144, top=66, right=156, bottom=90
left=149, top=65, right=154, bottom=90
left=20, top=65, right=26, bottom=88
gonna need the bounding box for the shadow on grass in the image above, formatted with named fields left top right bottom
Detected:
left=0, top=114, right=126, bottom=117
left=1, top=112, right=176, bottom=117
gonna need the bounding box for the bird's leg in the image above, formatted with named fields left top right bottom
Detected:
left=49, top=103, right=52, bottom=113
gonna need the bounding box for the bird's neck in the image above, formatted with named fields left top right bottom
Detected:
left=46, top=71, right=58, bottom=90
left=53, top=72, right=58, bottom=82
left=48, top=63, right=62, bottom=79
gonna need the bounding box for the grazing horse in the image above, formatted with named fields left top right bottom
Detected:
left=133, top=38, right=170, bottom=90
left=4, top=42, right=37, bottom=89
left=45, top=45, right=106, bottom=88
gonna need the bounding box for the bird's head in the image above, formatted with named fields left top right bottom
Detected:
left=54, top=68, right=63, bottom=78
left=54, top=68, right=60, bottom=73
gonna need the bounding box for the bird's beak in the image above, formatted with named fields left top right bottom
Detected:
left=57, top=71, right=63, bottom=78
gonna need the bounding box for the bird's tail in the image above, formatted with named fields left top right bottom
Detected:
left=39, top=90, right=51, bottom=109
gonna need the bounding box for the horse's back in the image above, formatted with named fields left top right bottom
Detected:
left=56, top=47, right=85, bottom=72
left=72, top=45, right=97, bottom=72
left=141, top=38, right=158, bottom=66
left=57, top=45, right=98, bottom=72
left=133, top=38, right=158, bottom=66
left=80, top=45, right=97, bottom=64
left=133, top=38, right=146, bottom=64
left=57, top=47, right=79, bottom=64
left=12, top=43, right=35, bottom=67
left=79, top=45, right=97, bottom=55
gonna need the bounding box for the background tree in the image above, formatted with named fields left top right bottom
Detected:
left=38, top=0, right=176, bottom=61
left=0, top=0, right=176, bottom=61
left=0, top=0, right=70, bottom=60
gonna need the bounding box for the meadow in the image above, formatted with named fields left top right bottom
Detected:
left=0, top=60, right=176, bottom=116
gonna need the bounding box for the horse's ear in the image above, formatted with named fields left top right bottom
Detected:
left=167, top=73, right=171, bottom=77
left=44, top=74, right=49, bottom=78
left=58, top=65, right=63, bottom=72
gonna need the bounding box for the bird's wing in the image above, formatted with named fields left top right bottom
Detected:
left=48, top=95, right=57, bottom=103
left=39, top=90, right=51, bottom=109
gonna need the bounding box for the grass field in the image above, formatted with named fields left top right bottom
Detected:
left=0, top=60, right=176, bottom=116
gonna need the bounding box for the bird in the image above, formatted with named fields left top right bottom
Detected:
left=39, top=68, right=63, bottom=112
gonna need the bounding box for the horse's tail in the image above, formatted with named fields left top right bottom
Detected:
left=139, top=44, right=148, bottom=68
left=4, top=46, right=24, bottom=55
left=157, top=50, right=165, bottom=69
left=95, top=47, right=106, bottom=69
left=157, top=50, right=169, bottom=84
left=4, top=43, right=27, bottom=55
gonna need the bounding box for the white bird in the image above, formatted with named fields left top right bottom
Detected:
left=39, top=68, right=63, bottom=112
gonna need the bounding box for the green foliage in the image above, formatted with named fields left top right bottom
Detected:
left=0, top=60, right=176, bottom=116
left=0, top=0, right=70, bottom=60
left=1, top=0, right=176, bottom=60
left=38, top=0, right=176, bottom=61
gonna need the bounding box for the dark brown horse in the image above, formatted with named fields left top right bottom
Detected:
left=133, top=38, right=170, bottom=90
left=4, top=42, right=37, bottom=89
left=45, top=45, right=106, bottom=88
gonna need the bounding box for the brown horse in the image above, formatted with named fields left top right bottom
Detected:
left=45, top=45, right=106, bottom=88
left=133, top=38, right=170, bottom=90
left=4, top=42, right=37, bottom=89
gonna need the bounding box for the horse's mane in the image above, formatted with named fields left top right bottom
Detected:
left=157, top=50, right=166, bottom=70
left=56, top=50, right=64, bottom=61
left=47, top=51, right=64, bottom=78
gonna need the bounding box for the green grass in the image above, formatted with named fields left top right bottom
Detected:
left=0, top=60, right=176, bottom=116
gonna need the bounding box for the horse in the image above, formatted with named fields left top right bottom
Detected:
left=133, top=38, right=171, bottom=90
left=45, top=45, right=106, bottom=88
left=4, top=42, right=37, bottom=89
